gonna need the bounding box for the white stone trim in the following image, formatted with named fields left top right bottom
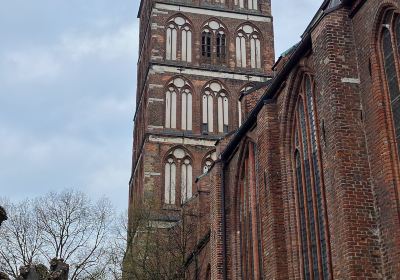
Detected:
left=341, top=77, right=361, bottom=84
left=151, top=64, right=269, bottom=82
left=149, top=135, right=217, bottom=147
left=155, top=3, right=271, bottom=23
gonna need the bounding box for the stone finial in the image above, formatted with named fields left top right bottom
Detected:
left=0, top=206, right=7, bottom=227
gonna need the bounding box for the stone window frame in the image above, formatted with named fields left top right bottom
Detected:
left=234, top=0, right=259, bottom=11
left=162, top=147, right=194, bottom=207
left=201, top=80, right=231, bottom=135
left=164, top=76, right=194, bottom=131
left=165, top=14, right=193, bottom=63
left=201, top=19, right=228, bottom=65
left=292, top=73, right=331, bottom=280
left=235, top=23, right=263, bottom=69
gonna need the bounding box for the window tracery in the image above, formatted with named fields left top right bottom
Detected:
left=201, top=20, right=227, bottom=63
left=379, top=10, right=400, bottom=158
left=166, top=16, right=192, bottom=62
left=202, top=81, right=230, bottom=134
left=165, top=77, right=193, bottom=131
left=236, top=24, right=262, bottom=69
left=293, top=75, right=330, bottom=279
left=203, top=151, right=217, bottom=174
left=164, top=148, right=193, bottom=205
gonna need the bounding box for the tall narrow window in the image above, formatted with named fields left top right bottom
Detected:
left=166, top=24, right=177, bottom=61
left=165, top=77, right=192, bottom=131
left=166, top=16, right=192, bottom=62
left=202, top=30, right=212, bottom=59
left=294, top=75, right=330, bottom=279
left=217, top=93, right=229, bottom=133
left=202, top=20, right=227, bottom=64
left=236, top=24, right=262, bottom=69
left=239, top=142, right=262, bottom=280
left=216, top=32, right=226, bottom=60
left=236, top=32, right=247, bottom=67
left=202, top=92, right=214, bottom=133
left=164, top=148, right=193, bottom=205
left=181, top=158, right=193, bottom=203
left=165, top=158, right=176, bottom=205
left=202, top=81, right=230, bottom=134
left=165, top=88, right=177, bottom=129
left=182, top=26, right=192, bottom=62
left=250, top=34, right=261, bottom=68
left=380, top=11, right=400, bottom=157
left=181, top=88, right=193, bottom=131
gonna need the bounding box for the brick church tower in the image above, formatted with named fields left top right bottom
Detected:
left=129, top=0, right=274, bottom=225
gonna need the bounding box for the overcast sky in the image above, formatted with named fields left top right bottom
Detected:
left=0, top=0, right=321, bottom=211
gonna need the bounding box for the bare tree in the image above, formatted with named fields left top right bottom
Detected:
left=34, top=190, right=113, bottom=280
left=0, top=199, right=44, bottom=278
left=0, top=190, right=122, bottom=280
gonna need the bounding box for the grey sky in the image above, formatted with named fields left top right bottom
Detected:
left=0, top=0, right=321, bottom=210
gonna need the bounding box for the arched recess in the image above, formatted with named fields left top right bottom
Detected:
left=289, top=72, right=332, bottom=280
left=164, top=76, right=194, bottom=131
left=163, top=146, right=194, bottom=205
left=235, top=23, right=262, bottom=69
left=201, top=80, right=231, bottom=134
left=233, top=138, right=263, bottom=280
left=165, top=14, right=193, bottom=62
left=201, top=18, right=228, bottom=64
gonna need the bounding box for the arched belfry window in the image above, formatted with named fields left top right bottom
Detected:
left=202, top=81, right=230, bottom=134
left=202, top=151, right=217, bottom=174
left=236, top=24, right=262, bottom=69
left=165, top=77, right=193, bottom=131
left=293, top=75, right=330, bottom=279
left=379, top=10, right=400, bottom=157
left=164, top=148, right=193, bottom=205
left=238, top=142, right=262, bottom=280
left=166, top=16, right=192, bottom=62
left=201, top=20, right=227, bottom=63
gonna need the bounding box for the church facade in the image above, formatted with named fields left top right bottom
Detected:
left=128, top=0, right=400, bottom=279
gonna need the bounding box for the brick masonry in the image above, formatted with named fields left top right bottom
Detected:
left=128, top=0, right=400, bottom=279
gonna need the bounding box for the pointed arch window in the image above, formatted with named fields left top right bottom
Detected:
left=217, top=92, right=229, bottom=133
left=166, top=16, right=192, bottom=62
left=165, top=77, right=193, bottom=131
left=294, top=75, right=330, bottom=279
left=236, top=25, right=262, bottom=69
left=164, top=148, right=193, bottom=205
left=380, top=11, right=400, bottom=157
left=202, top=81, right=230, bottom=134
left=165, top=157, right=176, bottom=205
left=201, top=20, right=227, bottom=64
left=181, top=158, right=193, bottom=203
left=239, top=142, right=262, bottom=279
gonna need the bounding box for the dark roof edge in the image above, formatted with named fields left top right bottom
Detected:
left=137, top=0, right=144, bottom=18
left=221, top=34, right=312, bottom=162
